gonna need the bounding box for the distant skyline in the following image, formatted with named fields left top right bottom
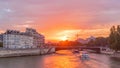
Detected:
left=0, top=0, right=120, bottom=41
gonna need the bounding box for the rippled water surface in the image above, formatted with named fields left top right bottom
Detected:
left=0, top=50, right=120, bottom=68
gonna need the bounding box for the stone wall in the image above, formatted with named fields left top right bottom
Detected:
left=0, top=48, right=55, bottom=57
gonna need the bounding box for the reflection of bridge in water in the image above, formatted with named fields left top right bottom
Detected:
left=55, top=46, right=104, bottom=53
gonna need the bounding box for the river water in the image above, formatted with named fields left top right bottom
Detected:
left=0, top=50, right=120, bottom=68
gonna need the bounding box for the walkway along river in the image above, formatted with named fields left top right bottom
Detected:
left=0, top=48, right=55, bottom=57
left=0, top=50, right=120, bottom=68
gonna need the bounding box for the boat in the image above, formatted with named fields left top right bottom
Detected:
left=80, top=51, right=90, bottom=60
left=72, top=50, right=80, bottom=54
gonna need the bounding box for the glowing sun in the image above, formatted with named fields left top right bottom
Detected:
left=60, top=36, right=68, bottom=41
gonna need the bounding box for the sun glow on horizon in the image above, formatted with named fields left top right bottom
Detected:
left=59, top=36, right=68, bottom=41
left=44, top=28, right=110, bottom=42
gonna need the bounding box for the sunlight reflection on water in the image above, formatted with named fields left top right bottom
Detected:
left=0, top=50, right=120, bottom=68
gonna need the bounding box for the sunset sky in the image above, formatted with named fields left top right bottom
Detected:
left=0, top=0, right=120, bottom=41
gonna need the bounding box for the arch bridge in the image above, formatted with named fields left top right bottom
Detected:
left=55, top=46, right=103, bottom=53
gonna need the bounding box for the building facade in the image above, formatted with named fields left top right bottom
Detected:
left=25, top=28, right=45, bottom=47
left=3, top=28, right=45, bottom=49
left=0, top=34, right=3, bottom=43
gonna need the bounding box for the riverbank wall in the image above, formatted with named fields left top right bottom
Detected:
left=101, top=51, right=114, bottom=55
left=0, top=48, right=55, bottom=58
